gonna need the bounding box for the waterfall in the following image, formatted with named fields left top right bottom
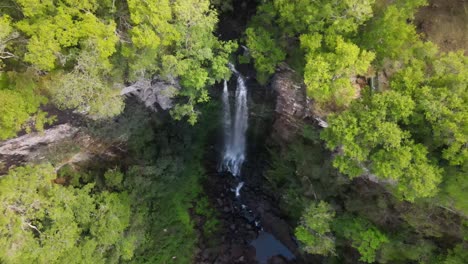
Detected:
left=221, top=65, right=248, bottom=177
left=222, top=80, right=232, bottom=156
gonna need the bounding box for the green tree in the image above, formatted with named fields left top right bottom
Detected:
left=246, top=0, right=376, bottom=104
left=104, top=168, right=124, bottom=190
left=322, top=90, right=442, bottom=200
left=272, top=0, right=375, bottom=35
left=0, top=15, right=17, bottom=68
left=301, top=34, right=375, bottom=107
left=0, top=71, right=50, bottom=140
left=124, top=0, right=236, bottom=124
left=245, top=26, right=286, bottom=84
left=0, top=0, right=236, bottom=126
left=360, top=0, right=428, bottom=63
left=391, top=51, right=468, bottom=166
left=46, top=45, right=124, bottom=118
left=333, top=215, right=389, bottom=263
left=0, top=164, right=134, bottom=263
left=379, top=239, right=436, bottom=263
left=442, top=244, right=468, bottom=264
left=14, top=0, right=118, bottom=71
left=295, top=201, right=336, bottom=255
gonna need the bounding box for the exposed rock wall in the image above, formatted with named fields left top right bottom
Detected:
left=0, top=124, right=79, bottom=174
left=271, top=68, right=329, bottom=144
left=271, top=70, right=310, bottom=143
left=0, top=124, right=79, bottom=157
left=0, top=123, right=122, bottom=175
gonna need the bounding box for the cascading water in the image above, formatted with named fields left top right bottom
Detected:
left=235, top=182, right=244, bottom=197
left=218, top=64, right=295, bottom=264
left=221, top=80, right=232, bottom=157
left=221, top=65, right=248, bottom=177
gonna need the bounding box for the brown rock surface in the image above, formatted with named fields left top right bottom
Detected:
left=271, top=70, right=310, bottom=143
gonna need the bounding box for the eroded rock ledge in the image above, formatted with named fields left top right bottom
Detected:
left=0, top=123, right=121, bottom=175
left=271, top=68, right=328, bottom=144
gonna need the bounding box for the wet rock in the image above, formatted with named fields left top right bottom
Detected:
left=217, top=198, right=224, bottom=206
left=224, top=206, right=231, bottom=213
left=230, top=245, right=243, bottom=258
left=268, top=255, right=288, bottom=264
left=202, top=249, right=211, bottom=259
left=261, top=212, right=298, bottom=256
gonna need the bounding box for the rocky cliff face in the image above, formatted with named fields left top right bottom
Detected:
left=271, top=67, right=333, bottom=146
left=271, top=66, right=338, bottom=146
left=271, top=69, right=310, bottom=144
left=0, top=123, right=122, bottom=175
left=0, top=124, right=80, bottom=174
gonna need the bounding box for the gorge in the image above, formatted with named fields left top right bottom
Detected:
left=0, top=0, right=467, bottom=264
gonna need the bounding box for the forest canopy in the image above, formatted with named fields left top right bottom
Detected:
left=0, top=0, right=235, bottom=139
left=246, top=0, right=467, bottom=263
left=0, top=0, right=467, bottom=263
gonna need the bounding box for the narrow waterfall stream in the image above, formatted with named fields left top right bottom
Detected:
left=218, top=64, right=295, bottom=264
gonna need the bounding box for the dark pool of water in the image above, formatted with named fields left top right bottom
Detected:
left=250, top=231, right=295, bottom=264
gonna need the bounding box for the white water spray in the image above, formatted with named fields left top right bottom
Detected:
left=222, top=80, right=232, bottom=156
left=221, top=65, right=248, bottom=177
left=235, top=182, right=244, bottom=197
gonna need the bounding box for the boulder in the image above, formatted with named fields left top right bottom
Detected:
left=121, top=77, right=180, bottom=111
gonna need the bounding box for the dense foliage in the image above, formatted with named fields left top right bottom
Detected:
left=251, top=0, right=467, bottom=263
left=0, top=100, right=220, bottom=263
left=246, top=0, right=376, bottom=109
left=0, top=0, right=466, bottom=263
left=0, top=164, right=133, bottom=263
left=0, top=0, right=235, bottom=139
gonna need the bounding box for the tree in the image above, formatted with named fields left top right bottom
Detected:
left=46, top=45, right=124, bottom=118
left=0, top=71, right=50, bottom=140
left=440, top=166, right=468, bottom=215
left=245, top=26, right=286, bottom=84
left=125, top=0, right=180, bottom=79
left=0, top=0, right=236, bottom=127
left=391, top=51, right=468, bottom=167
left=442, top=244, right=468, bottom=264
left=360, top=0, right=428, bottom=63
left=0, top=15, right=17, bottom=65
left=124, top=0, right=236, bottom=124
left=104, top=168, right=124, bottom=190
left=385, top=50, right=467, bottom=208
left=272, top=0, right=375, bottom=36
left=321, top=90, right=442, bottom=201
left=295, top=201, right=336, bottom=255
left=301, top=34, right=375, bottom=107
left=333, top=215, right=389, bottom=263
left=0, top=164, right=134, bottom=263
left=246, top=0, right=376, bottom=104
left=14, top=0, right=118, bottom=71
left=379, top=239, right=436, bottom=263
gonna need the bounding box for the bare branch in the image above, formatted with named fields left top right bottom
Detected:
left=0, top=51, right=16, bottom=59
left=26, top=222, right=41, bottom=234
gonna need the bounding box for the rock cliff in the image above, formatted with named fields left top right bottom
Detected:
left=271, top=68, right=329, bottom=144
